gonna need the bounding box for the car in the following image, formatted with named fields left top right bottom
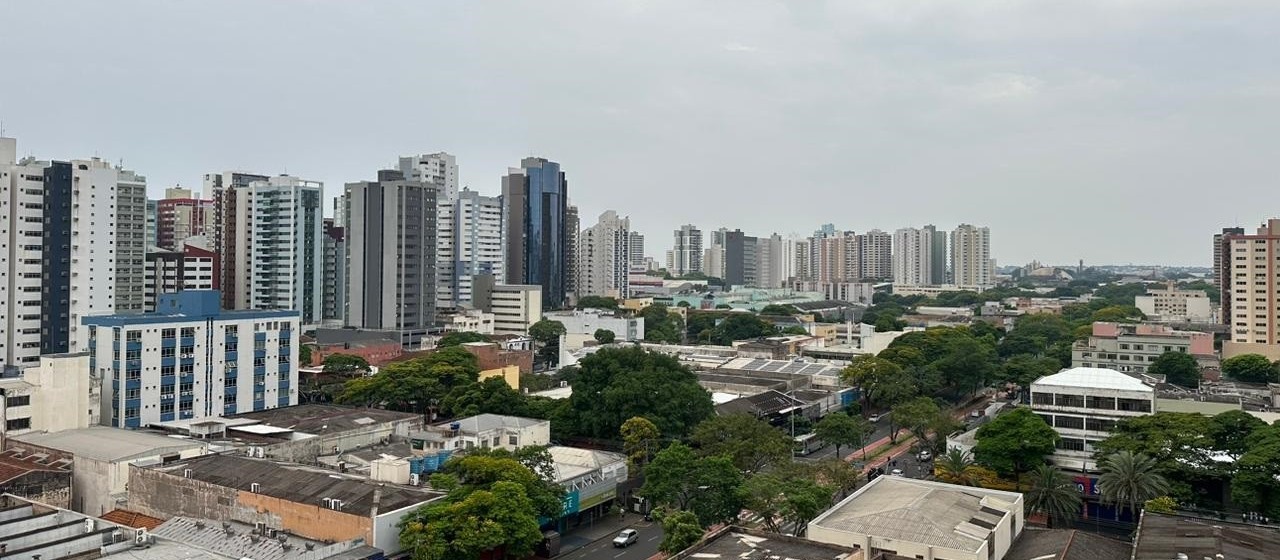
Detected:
left=613, top=529, right=639, bottom=548
left=868, top=414, right=882, bottom=423
left=969, top=410, right=982, bottom=418
left=890, top=468, right=904, bottom=476
left=917, top=450, right=932, bottom=461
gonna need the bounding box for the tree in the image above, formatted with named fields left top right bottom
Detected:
left=841, top=355, right=914, bottom=413
left=759, top=304, right=798, bottom=315
left=1221, top=353, right=1278, bottom=383
left=299, top=344, right=313, bottom=365
left=592, top=328, right=616, bottom=344
left=781, top=325, right=809, bottom=335
left=1098, top=450, right=1170, bottom=519
left=778, top=478, right=834, bottom=536
left=1209, top=409, right=1266, bottom=461
left=399, top=480, right=543, bottom=560
left=640, top=304, right=684, bottom=344
left=528, top=319, right=567, bottom=367
left=973, top=408, right=1058, bottom=483
left=1231, top=424, right=1280, bottom=517
left=814, top=413, right=874, bottom=459
left=1025, top=464, right=1082, bottom=527
left=890, top=397, right=960, bottom=454
left=434, top=453, right=565, bottom=520
left=620, top=416, right=661, bottom=468
left=935, top=448, right=979, bottom=486
left=561, top=347, right=714, bottom=438
left=658, top=510, right=704, bottom=554
left=1094, top=412, right=1218, bottom=502
left=436, top=331, right=489, bottom=348
left=710, top=313, right=777, bottom=344
left=440, top=376, right=527, bottom=418
left=323, top=353, right=370, bottom=375
left=689, top=414, right=793, bottom=474
left=643, top=443, right=744, bottom=527
left=1148, top=351, right=1200, bottom=388
left=576, top=295, right=619, bottom=310
left=999, top=354, right=1062, bottom=388
left=1144, top=496, right=1178, bottom=514
left=336, top=347, right=479, bottom=413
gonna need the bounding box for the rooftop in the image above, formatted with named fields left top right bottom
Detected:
left=547, top=445, right=625, bottom=482
left=1032, top=367, right=1154, bottom=392
left=672, top=526, right=859, bottom=559
left=82, top=290, right=298, bottom=326
left=435, top=413, right=549, bottom=434
left=808, top=476, right=1021, bottom=553
left=716, top=390, right=804, bottom=417
left=1133, top=512, right=1280, bottom=560
left=229, top=404, right=421, bottom=436
left=1005, top=528, right=1132, bottom=560
left=151, top=454, right=444, bottom=515
left=719, top=357, right=843, bottom=379
left=0, top=447, right=71, bottom=484
left=100, top=509, right=166, bottom=531
left=149, top=516, right=367, bottom=560
left=13, top=426, right=207, bottom=462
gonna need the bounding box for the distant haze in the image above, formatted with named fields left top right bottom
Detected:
left=3, top=1, right=1277, bottom=266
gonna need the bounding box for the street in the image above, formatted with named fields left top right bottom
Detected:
left=795, top=417, right=896, bottom=463
left=556, top=518, right=662, bottom=560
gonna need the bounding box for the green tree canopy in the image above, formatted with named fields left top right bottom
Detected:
left=322, top=353, right=371, bottom=375
left=1148, top=351, right=1201, bottom=388
left=658, top=510, right=704, bottom=554
left=758, top=304, right=799, bottom=316
left=642, top=443, right=744, bottom=527
left=1026, top=464, right=1082, bottom=527
left=935, top=448, right=978, bottom=486
left=528, top=319, right=567, bottom=366
left=841, top=355, right=915, bottom=411
left=999, top=354, right=1062, bottom=387
left=890, top=397, right=961, bottom=454
left=436, top=331, right=490, bottom=348
left=640, top=303, right=684, bottom=344
left=620, top=416, right=662, bottom=468
left=973, top=408, right=1057, bottom=477
left=336, top=347, right=479, bottom=412
left=593, top=328, right=616, bottom=344
left=1221, top=353, right=1278, bottom=383
left=709, top=313, right=778, bottom=344
left=561, top=347, right=714, bottom=439
left=689, top=414, right=793, bottom=475
left=576, top=295, right=619, bottom=310
left=1098, top=451, right=1170, bottom=519
left=399, top=480, right=543, bottom=560
left=440, top=376, right=526, bottom=418
left=813, top=412, right=874, bottom=459
left=1232, top=424, right=1280, bottom=517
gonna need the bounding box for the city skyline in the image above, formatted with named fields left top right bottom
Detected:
left=3, top=1, right=1275, bottom=266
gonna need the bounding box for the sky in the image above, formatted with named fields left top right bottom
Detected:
left=2, top=1, right=1278, bottom=267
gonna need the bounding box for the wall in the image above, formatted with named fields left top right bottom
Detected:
left=312, top=341, right=404, bottom=367
left=265, top=418, right=421, bottom=463
left=373, top=501, right=423, bottom=555
left=479, top=366, right=520, bottom=389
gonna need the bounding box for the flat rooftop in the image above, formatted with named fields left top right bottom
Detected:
left=229, top=404, right=420, bottom=435
left=718, top=357, right=843, bottom=379
left=13, top=426, right=207, bottom=462
left=679, top=526, right=858, bottom=559
left=1005, top=528, right=1131, bottom=560
left=809, top=476, right=1021, bottom=554
left=1133, top=512, right=1280, bottom=560
left=152, top=454, right=444, bottom=515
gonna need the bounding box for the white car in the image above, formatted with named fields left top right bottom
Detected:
left=868, top=414, right=882, bottom=423
left=613, top=529, right=639, bottom=548
left=890, top=468, right=904, bottom=476
left=917, top=450, right=932, bottom=461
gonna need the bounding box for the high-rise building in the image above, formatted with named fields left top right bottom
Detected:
left=156, top=187, right=212, bottom=250
left=1, top=137, right=46, bottom=370
left=1213, top=226, right=1245, bottom=288
left=343, top=170, right=437, bottom=345
left=116, top=170, right=149, bottom=315
left=398, top=152, right=466, bottom=314
left=810, top=230, right=857, bottom=283
left=721, top=229, right=761, bottom=287
left=925, top=224, right=948, bottom=285
left=204, top=171, right=270, bottom=310
left=950, top=224, right=993, bottom=287
left=145, top=199, right=159, bottom=249
left=892, top=226, right=935, bottom=286
left=565, top=204, right=580, bottom=298
left=704, top=228, right=728, bottom=280
left=436, top=189, right=504, bottom=311
left=858, top=229, right=893, bottom=280
left=1223, top=220, right=1280, bottom=359
left=628, top=231, right=645, bottom=266
left=502, top=158, right=569, bottom=310
left=143, top=242, right=219, bottom=313
left=670, top=225, right=703, bottom=277
left=321, top=217, right=346, bottom=323
left=84, top=291, right=299, bottom=427
left=576, top=211, right=632, bottom=298
left=792, top=238, right=811, bottom=283
left=755, top=234, right=787, bottom=288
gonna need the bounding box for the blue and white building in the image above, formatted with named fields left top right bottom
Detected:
left=83, top=290, right=299, bottom=428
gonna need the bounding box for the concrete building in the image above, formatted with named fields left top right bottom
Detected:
left=115, top=170, right=149, bottom=315
left=546, top=445, right=628, bottom=525
left=83, top=291, right=300, bottom=428
left=1223, top=219, right=1280, bottom=359
left=0, top=353, right=100, bottom=438
left=576, top=210, right=632, bottom=298
left=145, top=198, right=158, bottom=250
left=443, top=308, right=496, bottom=335
left=437, top=188, right=503, bottom=311
left=203, top=170, right=269, bottom=309
left=1134, top=282, right=1214, bottom=323
left=926, top=224, right=948, bottom=284
left=857, top=229, right=892, bottom=280
left=788, top=281, right=877, bottom=304
left=670, top=526, right=860, bottom=560
left=670, top=224, right=703, bottom=276
left=1213, top=226, right=1245, bottom=287
left=129, top=453, right=444, bottom=555
left=322, top=216, right=346, bottom=323
left=13, top=426, right=209, bottom=515
left=155, top=187, right=211, bottom=250
left=472, top=275, right=542, bottom=335
left=502, top=157, right=569, bottom=309
left=410, top=414, right=550, bottom=456
left=628, top=231, right=645, bottom=266
left=755, top=234, right=788, bottom=288
left=343, top=170, right=437, bottom=346
left=807, top=476, right=1024, bottom=560
left=1072, top=322, right=1214, bottom=374
left=142, top=242, right=219, bottom=313
left=544, top=309, right=645, bottom=342
left=1133, top=511, right=1280, bottom=560
left=565, top=203, right=580, bottom=298
left=1030, top=367, right=1155, bottom=471
left=892, top=226, right=936, bottom=286
left=951, top=224, right=994, bottom=288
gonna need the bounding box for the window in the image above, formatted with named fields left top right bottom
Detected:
left=125, top=407, right=139, bottom=419
left=1086, top=396, right=1115, bottom=410
left=162, top=328, right=176, bottom=339
left=509, top=435, right=518, bottom=446
left=181, top=327, right=195, bottom=338
left=162, top=365, right=175, bottom=376
left=126, top=330, right=141, bottom=343
left=1056, top=437, right=1085, bottom=452
left=125, top=388, right=141, bottom=400
left=162, top=347, right=175, bottom=358
left=1055, top=415, right=1084, bottom=430
left=1031, top=392, right=1054, bottom=405
left=5, top=395, right=30, bottom=407
left=1055, top=394, right=1085, bottom=408
left=1086, top=418, right=1116, bottom=432
left=1118, top=398, right=1152, bottom=413
left=6, top=418, right=32, bottom=431
left=160, top=402, right=175, bottom=414
left=180, top=345, right=194, bottom=354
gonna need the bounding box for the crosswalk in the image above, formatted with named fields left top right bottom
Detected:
left=736, top=510, right=800, bottom=537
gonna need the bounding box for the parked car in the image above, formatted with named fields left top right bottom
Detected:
left=613, top=529, right=639, bottom=548
left=868, top=414, right=882, bottom=423
left=917, top=450, right=932, bottom=462
left=890, top=468, right=904, bottom=476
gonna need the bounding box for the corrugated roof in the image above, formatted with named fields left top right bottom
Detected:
left=101, top=509, right=166, bottom=530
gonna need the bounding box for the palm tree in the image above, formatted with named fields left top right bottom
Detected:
left=1098, top=450, right=1170, bottom=520
left=1025, top=464, right=1082, bottom=527
left=936, top=448, right=978, bottom=486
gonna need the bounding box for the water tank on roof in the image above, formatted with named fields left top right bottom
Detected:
left=449, top=422, right=461, bottom=431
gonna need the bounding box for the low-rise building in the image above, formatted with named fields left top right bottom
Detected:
left=892, top=284, right=989, bottom=297
left=807, top=476, right=1023, bottom=560
left=443, top=308, right=496, bottom=335
left=1135, top=282, right=1215, bottom=323
left=309, top=328, right=405, bottom=367
left=1072, top=322, right=1215, bottom=374
left=1133, top=511, right=1280, bottom=560
left=0, top=352, right=100, bottom=438
left=669, top=526, right=861, bottom=560
left=460, top=341, right=534, bottom=375
left=11, top=426, right=209, bottom=515
left=1030, top=367, right=1155, bottom=471
left=547, top=446, right=627, bottom=526
left=0, top=447, right=72, bottom=508
left=473, top=275, right=542, bottom=335
left=544, top=309, right=645, bottom=342
left=128, top=453, right=445, bottom=555
left=409, top=414, right=551, bottom=463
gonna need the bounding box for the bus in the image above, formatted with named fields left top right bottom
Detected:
left=793, top=433, right=824, bottom=456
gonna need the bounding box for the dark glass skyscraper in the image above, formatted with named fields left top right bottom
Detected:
left=502, top=157, right=568, bottom=310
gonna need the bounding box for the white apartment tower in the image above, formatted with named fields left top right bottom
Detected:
left=670, top=224, right=703, bottom=276
left=858, top=229, right=893, bottom=280
left=628, top=231, right=645, bottom=266
left=576, top=211, right=632, bottom=298
left=892, top=226, right=935, bottom=286
left=951, top=224, right=993, bottom=287
left=1222, top=219, right=1280, bottom=359
left=439, top=188, right=504, bottom=310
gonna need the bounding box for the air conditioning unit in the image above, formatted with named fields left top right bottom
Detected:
left=409, top=473, right=420, bottom=486
left=134, top=528, right=147, bottom=545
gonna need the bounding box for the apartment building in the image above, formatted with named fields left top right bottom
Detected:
left=1222, top=219, right=1280, bottom=359
left=473, top=275, right=542, bottom=335
left=1030, top=367, right=1155, bottom=471
left=503, top=157, right=569, bottom=309
left=892, top=226, right=935, bottom=286
left=670, top=224, right=703, bottom=276
left=82, top=290, right=299, bottom=428
left=115, top=170, right=149, bottom=315
left=576, top=210, right=631, bottom=298
left=858, top=229, right=892, bottom=280
left=322, top=217, right=346, bottom=323
left=1072, top=322, right=1213, bottom=374
left=155, top=187, right=212, bottom=250
left=203, top=170, right=269, bottom=310
left=143, top=242, right=219, bottom=313
left=950, top=224, right=993, bottom=288
left=1213, top=226, right=1244, bottom=287
left=437, top=188, right=503, bottom=311
left=1134, top=282, right=1215, bottom=323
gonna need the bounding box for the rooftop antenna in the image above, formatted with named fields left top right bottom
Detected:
left=1, top=119, right=6, bottom=136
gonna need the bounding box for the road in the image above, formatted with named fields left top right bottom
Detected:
left=557, top=519, right=662, bottom=560
left=795, top=417, right=896, bottom=464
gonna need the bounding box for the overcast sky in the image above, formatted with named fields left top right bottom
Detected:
left=3, top=1, right=1278, bottom=266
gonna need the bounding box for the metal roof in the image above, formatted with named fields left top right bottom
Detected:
left=1032, top=367, right=1153, bottom=392
left=13, top=427, right=207, bottom=462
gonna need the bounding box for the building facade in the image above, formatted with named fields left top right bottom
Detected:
left=892, top=226, right=935, bottom=286
left=925, top=224, right=947, bottom=284
left=1213, top=226, right=1245, bottom=287
left=576, top=210, right=632, bottom=298
left=1134, top=283, right=1215, bottom=323
left=473, top=275, right=542, bottom=335
left=628, top=231, right=645, bottom=266
left=502, top=157, right=569, bottom=309
left=155, top=187, right=212, bottom=250
left=1030, top=367, right=1154, bottom=471
left=203, top=171, right=269, bottom=310
left=322, top=217, right=346, bottom=323
left=438, top=189, right=503, bottom=311
left=857, top=229, right=892, bottom=280
left=344, top=170, right=437, bottom=346
left=1072, top=322, right=1214, bottom=374
left=143, top=243, right=219, bottom=313
left=670, top=224, right=703, bottom=276
left=83, top=291, right=299, bottom=428
left=1222, top=220, right=1280, bottom=359
left=115, top=170, right=149, bottom=315
left=950, top=224, right=993, bottom=288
